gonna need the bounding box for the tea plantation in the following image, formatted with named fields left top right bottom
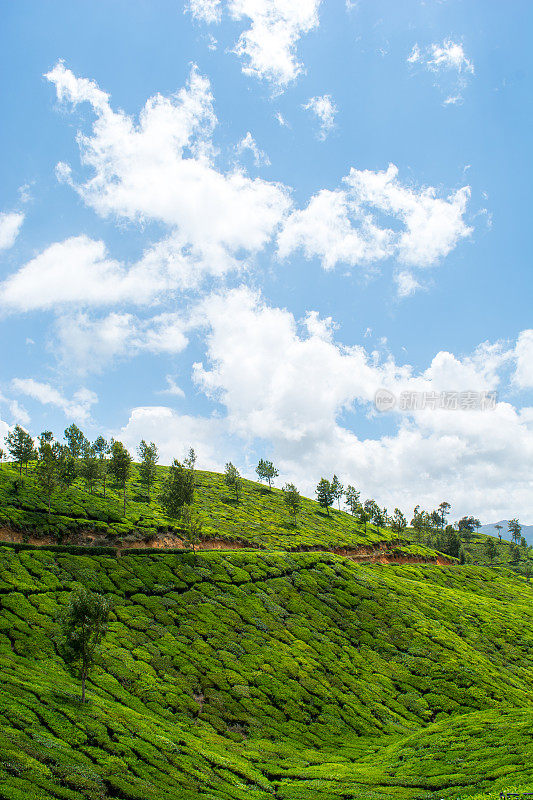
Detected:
left=1, top=546, right=533, bottom=799
left=0, top=462, right=435, bottom=556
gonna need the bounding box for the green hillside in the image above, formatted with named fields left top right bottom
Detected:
left=0, top=463, right=437, bottom=559
left=1, top=547, right=533, bottom=799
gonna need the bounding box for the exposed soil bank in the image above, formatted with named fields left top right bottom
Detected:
left=0, top=527, right=454, bottom=565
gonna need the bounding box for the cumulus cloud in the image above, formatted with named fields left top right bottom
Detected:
left=53, top=310, right=190, bottom=375
left=44, top=62, right=291, bottom=286
left=303, top=94, right=337, bottom=140
left=186, top=0, right=321, bottom=89
left=278, top=163, right=472, bottom=287
left=115, top=405, right=231, bottom=472
left=186, top=287, right=533, bottom=522
left=0, top=212, right=24, bottom=251
left=11, top=378, right=98, bottom=423
left=408, top=39, right=474, bottom=105
left=187, top=0, right=222, bottom=24
left=514, top=330, right=533, bottom=389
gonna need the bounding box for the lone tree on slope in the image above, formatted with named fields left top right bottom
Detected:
left=255, top=459, right=279, bottom=489
left=93, top=436, right=110, bottom=497
left=282, top=483, right=301, bottom=526
left=224, top=462, right=242, bottom=502
left=159, top=458, right=195, bottom=520
left=495, top=523, right=503, bottom=541
left=138, top=440, right=159, bottom=502
left=316, top=478, right=334, bottom=516
left=391, top=508, right=407, bottom=533
left=508, top=518, right=522, bottom=544
left=180, top=506, right=203, bottom=554
left=59, top=589, right=110, bottom=704
left=331, top=475, right=344, bottom=510
left=345, top=485, right=360, bottom=515
left=5, top=425, right=34, bottom=475
left=108, top=440, right=132, bottom=516
left=484, top=537, right=497, bottom=564
left=438, top=501, right=451, bottom=529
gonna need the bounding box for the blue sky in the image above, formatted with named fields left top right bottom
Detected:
left=0, top=0, right=531, bottom=523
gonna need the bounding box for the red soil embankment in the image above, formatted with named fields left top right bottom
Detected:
left=0, top=527, right=454, bottom=565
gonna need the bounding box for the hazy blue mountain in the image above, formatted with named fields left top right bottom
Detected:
left=480, top=521, right=533, bottom=545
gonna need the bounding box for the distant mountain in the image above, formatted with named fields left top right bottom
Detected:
left=480, top=520, right=533, bottom=545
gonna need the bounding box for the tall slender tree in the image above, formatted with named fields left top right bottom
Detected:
left=224, top=462, right=242, bottom=501
left=93, top=436, right=110, bottom=497
left=159, top=459, right=195, bottom=519
left=508, top=518, right=522, bottom=544
left=255, top=459, right=279, bottom=489
left=36, top=438, right=59, bottom=516
left=5, top=425, right=34, bottom=475
left=137, top=440, right=159, bottom=502
left=108, top=441, right=132, bottom=516
left=438, top=501, right=451, bottom=529
left=282, top=483, right=301, bottom=525
left=495, top=523, right=503, bottom=541
left=345, top=485, right=360, bottom=515
left=64, top=424, right=87, bottom=460
left=316, top=478, right=334, bottom=515
left=59, top=589, right=110, bottom=703
left=331, top=475, right=344, bottom=510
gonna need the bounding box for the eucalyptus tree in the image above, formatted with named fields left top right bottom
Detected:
left=224, top=462, right=242, bottom=501
left=59, top=589, right=110, bottom=704
left=282, top=483, right=301, bottom=525
left=331, top=475, right=344, bottom=510
left=108, top=441, right=132, bottom=516
left=138, top=440, right=159, bottom=502
left=316, top=478, right=334, bottom=515
left=345, top=485, right=360, bottom=515
left=255, top=458, right=279, bottom=489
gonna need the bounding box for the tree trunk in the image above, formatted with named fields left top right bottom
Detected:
left=103, top=473, right=106, bottom=498
left=123, top=484, right=126, bottom=516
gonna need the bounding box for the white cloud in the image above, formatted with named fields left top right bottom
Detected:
left=0, top=236, right=165, bottom=312
left=514, top=330, right=533, bottom=389
left=0, top=212, right=24, bottom=251
left=184, top=288, right=533, bottom=522
left=278, top=188, right=392, bottom=270
left=116, top=405, right=229, bottom=472
left=278, top=164, right=472, bottom=286
left=187, top=0, right=321, bottom=89
left=11, top=378, right=98, bottom=423
left=275, top=111, right=289, bottom=127
left=408, top=39, right=474, bottom=104
left=43, top=62, right=291, bottom=286
left=303, top=95, right=337, bottom=140
left=235, top=131, right=271, bottom=166
left=395, top=270, right=421, bottom=298
left=187, top=0, right=222, bottom=24
left=53, top=310, right=190, bottom=375
left=9, top=400, right=30, bottom=427
left=407, top=44, right=421, bottom=64
left=426, top=39, right=474, bottom=74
